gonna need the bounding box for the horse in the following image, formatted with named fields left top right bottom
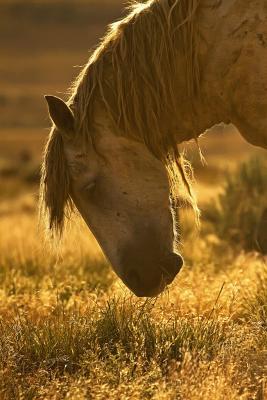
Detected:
left=41, top=0, right=267, bottom=297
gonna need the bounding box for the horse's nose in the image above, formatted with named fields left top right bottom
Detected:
left=169, top=253, right=184, bottom=274
left=162, top=253, right=183, bottom=284
left=121, top=251, right=184, bottom=297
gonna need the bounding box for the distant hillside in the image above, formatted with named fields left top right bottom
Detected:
left=0, top=1, right=123, bottom=27
left=0, top=1, right=124, bottom=129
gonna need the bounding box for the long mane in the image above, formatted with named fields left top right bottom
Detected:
left=41, top=0, right=200, bottom=235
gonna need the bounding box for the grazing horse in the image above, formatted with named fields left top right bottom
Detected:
left=41, top=0, right=267, bottom=297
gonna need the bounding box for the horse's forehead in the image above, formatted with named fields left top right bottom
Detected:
left=64, top=141, right=89, bottom=161
left=67, top=150, right=87, bottom=161
left=96, top=133, right=144, bottom=156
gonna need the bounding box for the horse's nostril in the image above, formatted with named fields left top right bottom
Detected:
left=169, top=253, right=184, bottom=274
left=175, top=254, right=184, bottom=270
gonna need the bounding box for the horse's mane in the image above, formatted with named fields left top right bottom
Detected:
left=41, top=0, right=200, bottom=235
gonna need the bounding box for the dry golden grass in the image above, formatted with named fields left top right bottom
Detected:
left=0, top=191, right=266, bottom=399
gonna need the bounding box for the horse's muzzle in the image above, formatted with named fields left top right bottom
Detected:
left=123, top=252, right=183, bottom=297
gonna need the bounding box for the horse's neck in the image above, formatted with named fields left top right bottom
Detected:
left=172, top=0, right=248, bottom=144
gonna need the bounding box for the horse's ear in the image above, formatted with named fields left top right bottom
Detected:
left=45, top=95, right=74, bottom=135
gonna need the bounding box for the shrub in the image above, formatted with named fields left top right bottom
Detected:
left=204, top=157, right=267, bottom=252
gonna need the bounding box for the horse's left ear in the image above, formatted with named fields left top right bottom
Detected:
left=45, top=95, right=74, bottom=135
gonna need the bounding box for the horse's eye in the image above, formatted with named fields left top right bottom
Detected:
left=83, top=181, right=96, bottom=194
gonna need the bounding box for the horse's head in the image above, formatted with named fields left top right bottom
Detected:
left=43, top=96, right=184, bottom=297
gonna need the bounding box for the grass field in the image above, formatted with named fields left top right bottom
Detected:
left=1, top=1, right=267, bottom=399
left=0, top=178, right=267, bottom=399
